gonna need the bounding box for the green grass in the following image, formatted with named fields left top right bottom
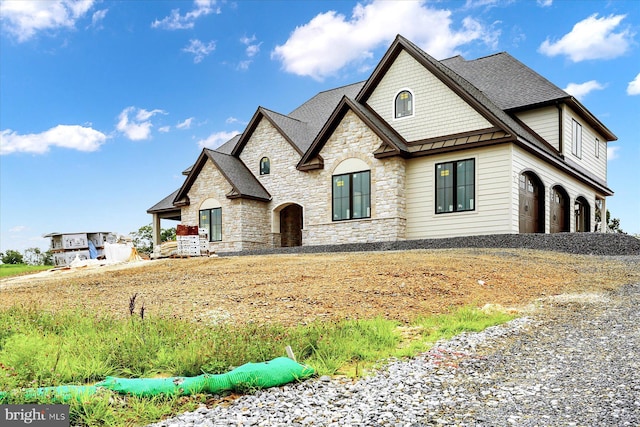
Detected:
left=0, top=305, right=515, bottom=426
left=0, top=264, right=52, bottom=278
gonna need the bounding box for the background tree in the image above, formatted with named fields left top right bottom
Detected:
left=130, top=224, right=176, bottom=253
left=1, top=250, right=24, bottom=264
left=596, top=209, right=626, bottom=234
left=21, top=248, right=54, bottom=266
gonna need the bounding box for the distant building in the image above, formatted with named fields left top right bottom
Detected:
left=44, top=232, right=114, bottom=266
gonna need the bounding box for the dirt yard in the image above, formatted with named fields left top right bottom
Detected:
left=1, top=249, right=638, bottom=325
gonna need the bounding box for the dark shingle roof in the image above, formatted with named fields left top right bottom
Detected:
left=287, top=82, right=365, bottom=152
left=147, top=188, right=181, bottom=213
left=441, top=53, right=570, bottom=110
left=205, top=149, right=270, bottom=201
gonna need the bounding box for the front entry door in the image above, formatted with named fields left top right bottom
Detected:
left=280, top=204, right=302, bottom=247
left=519, top=173, right=541, bottom=233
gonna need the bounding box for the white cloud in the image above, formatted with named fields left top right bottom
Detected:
left=627, top=73, right=640, bottom=96
left=116, top=107, right=167, bottom=141
left=158, top=126, right=171, bottom=133
left=151, top=0, right=219, bottom=30
left=0, top=125, right=107, bottom=155
left=241, top=35, right=261, bottom=57
left=90, top=8, right=108, bottom=28
left=563, top=80, right=605, bottom=101
left=539, top=14, right=633, bottom=62
left=0, top=0, right=95, bottom=42
left=197, top=131, right=239, bottom=149
left=176, top=118, right=194, bottom=129
left=608, top=145, right=620, bottom=161
left=537, top=0, right=552, bottom=6
left=9, top=225, right=27, bottom=233
left=183, top=39, right=216, bottom=63
left=271, top=0, right=499, bottom=80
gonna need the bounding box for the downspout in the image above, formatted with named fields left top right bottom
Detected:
left=556, top=102, right=563, bottom=156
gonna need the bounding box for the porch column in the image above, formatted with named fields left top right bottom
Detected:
left=152, top=213, right=162, bottom=246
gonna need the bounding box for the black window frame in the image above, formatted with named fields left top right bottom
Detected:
left=199, top=207, right=222, bottom=242
left=260, top=157, right=270, bottom=175
left=332, top=170, right=371, bottom=221
left=435, top=158, right=475, bottom=214
left=394, top=90, right=413, bottom=119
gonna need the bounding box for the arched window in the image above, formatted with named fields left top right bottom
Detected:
left=395, top=90, right=413, bottom=118
left=260, top=157, right=270, bottom=175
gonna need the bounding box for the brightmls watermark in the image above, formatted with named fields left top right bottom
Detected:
left=1, top=405, right=69, bottom=426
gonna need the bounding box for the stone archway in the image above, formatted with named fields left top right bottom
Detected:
left=279, top=204, right=303, bottom=247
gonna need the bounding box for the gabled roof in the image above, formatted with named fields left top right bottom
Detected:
left=173, top=148, right=271, bottom=206
left=441, top=53, right=616, bottom=141
left=365, top=36, right=557, bottom=152
left=231, top=82, right=366, bottom=157
left=441, top=52, right=569, bottom=111
left=298, top=96, right=409, bottom=169
left=160, top=34, right=615, bottom=211
left=231, top=107, right=307, bottom=157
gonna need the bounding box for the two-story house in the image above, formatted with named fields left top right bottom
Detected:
left=148, top=35, right=616, bottom=253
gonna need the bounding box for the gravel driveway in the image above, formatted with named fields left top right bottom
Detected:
left=149, top=256, right=640, bottom=427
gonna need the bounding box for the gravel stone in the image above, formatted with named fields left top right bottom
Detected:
left=147, top=260, right=640, bottom=426
left=220, top=233, right=640, bottom=257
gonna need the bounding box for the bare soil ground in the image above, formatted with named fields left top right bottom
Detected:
left=1, top=249, right=638, bottom=325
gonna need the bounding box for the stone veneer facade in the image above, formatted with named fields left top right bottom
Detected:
left=181, top=110, right=407, bottom=251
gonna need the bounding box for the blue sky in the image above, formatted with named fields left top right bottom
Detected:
left=1, top=0, right=638, bottom=253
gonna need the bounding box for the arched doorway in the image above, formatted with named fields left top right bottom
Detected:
left=519, top=171, right=544, bottom=233
left=279, top=204, right=303, bottom=247
left=574, top=196, right=591, bottom=232
left=550, top=185, right=569, bottom=233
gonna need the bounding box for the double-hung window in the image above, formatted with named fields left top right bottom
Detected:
left=436, top=159, right=475, bottom=214
left=332, top=170, right=371, bottom=221
left=571, top=119, right=582, bottom=158
left=199, top=207, right=222, bottom=242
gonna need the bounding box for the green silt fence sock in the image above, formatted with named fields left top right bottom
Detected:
left=0, top=385, right=100, bottom=403
left=1, top=357, right=316, bottom=400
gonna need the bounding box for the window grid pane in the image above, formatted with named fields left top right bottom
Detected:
left=332, top=171, right=371, bottom=221
left=199, top=208, right=222, bottom=242
left=211, top=208, right=222, bottom=241
left=436, top=162, right=454, bottom=213
left=395, top=91, right=413, bottom=118
left=333, top=175, right=351, bottom=220
left=436, top=159, right=475, bottom=214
